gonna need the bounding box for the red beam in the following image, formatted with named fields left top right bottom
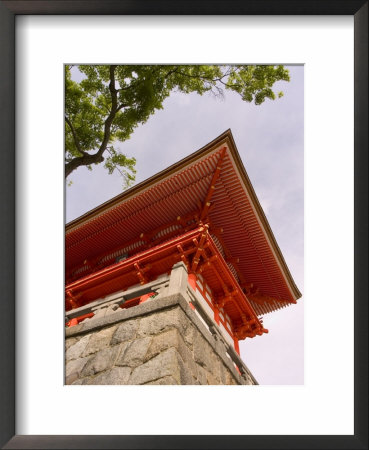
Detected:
left=66, top=209, right=202, bottom=282
left=200, top=147, right=226, bottom=221
left=66, top=226, right=205, bottom=298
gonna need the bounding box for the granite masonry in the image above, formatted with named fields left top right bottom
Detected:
left=65, top=293, right=257, bottom=385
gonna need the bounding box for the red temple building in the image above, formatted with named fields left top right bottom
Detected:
left=65, top=130, right=301, bottom=385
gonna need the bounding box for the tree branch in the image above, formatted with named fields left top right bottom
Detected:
left=117, top=103, right=129, bottom=112
left=174, top=68, right=228, bottom=84
left=65, top=152, right=105, bottom=178
left=66, top=65, right=121, bottom=178
left=96, top=65, right=118, bottom=158
left=117, top=66, right=178, bottom=93
left=65, top=115, right=86, bottom=156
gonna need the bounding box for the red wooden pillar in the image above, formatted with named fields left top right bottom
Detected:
left=188, top=273, right=197, bottom=290
left=187, top=273, right=197, bottom=310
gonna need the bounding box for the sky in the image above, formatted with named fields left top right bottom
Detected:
left=66, top=65, right=304, bottom=385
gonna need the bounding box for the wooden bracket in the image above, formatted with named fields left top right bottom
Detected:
left=134, top=262, right=151, bottom=285
left=66, top=290, right=83, bottom=309
left=176, top=244, right=190, bottom=268
left=191, top=225, right=209, bottom=272
left=199, top=147, right=227, bottom=222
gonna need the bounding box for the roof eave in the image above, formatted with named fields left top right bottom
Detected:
left=66, top=129, right=302, bottom=301
left=66, top=129, right=233, bottom=232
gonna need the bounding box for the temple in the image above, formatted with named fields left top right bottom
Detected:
left=65, top=130, right=301, bottom=385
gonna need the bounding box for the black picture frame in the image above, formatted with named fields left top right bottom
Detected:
left=0, top=1, right=367, bottom=449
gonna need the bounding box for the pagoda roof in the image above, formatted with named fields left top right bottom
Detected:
left=66, top=130, right=301, bottom=314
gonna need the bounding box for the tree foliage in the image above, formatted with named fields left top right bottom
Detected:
left=65, top=65, right=290, bottom=183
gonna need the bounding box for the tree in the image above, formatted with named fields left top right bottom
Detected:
left=65, top=65, right=290, bottom=183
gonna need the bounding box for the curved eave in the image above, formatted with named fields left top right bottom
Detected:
left=224, top=132, right=302, bottom=301
left=66, top=129, right=301, bottom=302
left=66, top=131, right=233, bottom=233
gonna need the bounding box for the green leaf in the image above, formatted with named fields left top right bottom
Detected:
left=65, top=64, right=290, bottom=182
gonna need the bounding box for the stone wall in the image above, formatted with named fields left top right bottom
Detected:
left=65, top=293, right=256, bottom=385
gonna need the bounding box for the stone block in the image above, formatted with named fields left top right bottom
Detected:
left=111, top=319, right=139, bottom=345
left=82, top=326, right=117, bottom=357
left=66, top=334, right=91, bottom=361
left=128, top=347, right=181, bottom=385
left=137, top=307, right=188, bottom=338
left=80, top=346, right=119, bottom=377
left=65, top=372, right=79, bottom=385
left=205, top=370, right=218, bottom=385
left=65, top=292, right=252, bottom=386
left=215, top=357, right=239, bottom=385
left=196, top=365, right=208, bottom=385
left=144, top=327, right=198, bottom=381
left=218, top=361, right=229, bottom=385
left=175, top=336, right=198, bottom=381
left=65, top=356, right=91, bottom=378
left=65, top=337, right=78, bottom=351
left=144, top=328, right=178, bottom=361
left=144, top=376, right=178, bottom=385
left=193, top=332, right=216, bottom=372
left=115, top=336, right=152, bottom=368
left=183, top=324, right=195, bottom=349
left=115, top=341, right=130, bottom=363
left=176, top=352, right=196, bottom=384
left=79, top=377, right=92, bottom=385
left=224, top=368, right=237, bottom=385
left=213, top=336, right=228, bottom=359
left=207, top=358, right=222, bottom=384
left=86, top=367, right=132, bottom=385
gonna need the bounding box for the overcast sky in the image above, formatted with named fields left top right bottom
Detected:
left=66, top=65, right=304, bottom=385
